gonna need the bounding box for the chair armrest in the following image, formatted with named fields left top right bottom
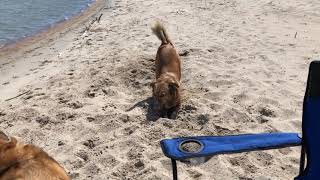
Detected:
left=160, top=133, right=302, bottom=160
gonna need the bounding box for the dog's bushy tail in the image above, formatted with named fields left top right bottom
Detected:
left=151, top=21, right=170, bottom=44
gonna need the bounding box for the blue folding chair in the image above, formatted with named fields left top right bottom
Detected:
left=161, top=61, right=320, bottom=180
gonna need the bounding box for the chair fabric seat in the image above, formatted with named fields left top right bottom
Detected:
left=161, top=133, right=302, bottom=160
left=294, top=98, right=320, bottom=180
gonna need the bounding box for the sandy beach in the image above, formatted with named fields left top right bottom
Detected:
left=1, top=0, right=320, bottom=179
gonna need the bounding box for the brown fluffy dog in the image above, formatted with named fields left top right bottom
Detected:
left=151, top=22, right=181, bottom=119
left=0, top=131, right=70, bottom=180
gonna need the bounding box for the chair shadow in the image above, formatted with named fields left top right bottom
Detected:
left=126, top=97, right=160, bottom=121
left=179, top=156, right=213, bottom=165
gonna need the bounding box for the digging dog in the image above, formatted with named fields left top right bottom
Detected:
left=0, top=131, right=70, bottom=180
left=151, top=22, right=181, bottom=119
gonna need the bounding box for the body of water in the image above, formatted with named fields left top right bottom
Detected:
left=0, top=0, right=96, bottom=47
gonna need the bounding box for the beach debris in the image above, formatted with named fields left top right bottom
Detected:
left=82, top=13, right=104, bottom=37
left=294, top=32, right=298, bottom=38
left=4, top=90, right=31, bottom=102
left=97, top=13, right=103, bottom=23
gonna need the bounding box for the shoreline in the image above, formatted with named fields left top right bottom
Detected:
left=0, top=0, right=105, bottom=58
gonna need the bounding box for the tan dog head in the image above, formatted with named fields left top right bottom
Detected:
left=0, top=131, right=70, bottom=180
left=151, top=74, right=180, bottom=111
left=0, top=131, right=19, bottom=174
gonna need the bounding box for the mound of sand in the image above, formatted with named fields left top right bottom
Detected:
left=1, top=0, right=320, bottom=179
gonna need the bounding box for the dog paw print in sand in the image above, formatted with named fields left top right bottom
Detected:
left=67, top=101, right=84, bottom=109
left=98, top=154, right=119, bottom=169
left=128, top=68, right=153, bottom=89
left=56, top=93, right=72, bottom=104
left=85, top=85, right=99, bottom=98
left=110, top=159, right=147, bottom=179
left=258, top=106, right=276, bottom=118
left=186, top=169, right=204, bottom=179
left=35, top=115, right=51, bottom=128
left=84, top=82, right=116, bottom=98
left=82, top=139, right=97, bottom=149
left=251, top=151, right=274, bottom=167
left=118, top=56, right=154, bottom=91
left=55, top=112, right=76, bottom=122
left=228, top=155, right=259, bottom=174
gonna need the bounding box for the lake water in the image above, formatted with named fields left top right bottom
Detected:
left=0, top=0, right=96, bottom=47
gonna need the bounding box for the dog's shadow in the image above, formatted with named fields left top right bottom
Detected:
left=126, top=97, right=160, bottom=121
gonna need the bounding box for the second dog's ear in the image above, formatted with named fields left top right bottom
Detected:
left=0, top=131, right=9, bottom=142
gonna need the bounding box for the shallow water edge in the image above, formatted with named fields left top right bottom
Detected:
left=0, top=0, right=105, bottom=56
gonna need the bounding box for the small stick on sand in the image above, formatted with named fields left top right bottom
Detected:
left=82, top=14, right=102, bottom=36
left=294, top=32, right=298, bottom=38
left=4, top=90, right=31, bottom=102
left=97, top=13, right=103, bottom=23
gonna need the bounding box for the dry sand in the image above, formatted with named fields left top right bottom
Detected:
left=1, top=0, right=320, bottom=179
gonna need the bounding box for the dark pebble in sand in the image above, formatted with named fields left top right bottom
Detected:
left=58, top=141, right=65, bottom=146
left=87, top=117, right=95, bottom=122
left=0, top=111, right=6, bottom=116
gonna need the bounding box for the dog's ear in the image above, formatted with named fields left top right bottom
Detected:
left=0, top=137, right=17, bottom=151
left=168, top=82, right=179, bottom=95
left=0, top=131, right=9, bottom=142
